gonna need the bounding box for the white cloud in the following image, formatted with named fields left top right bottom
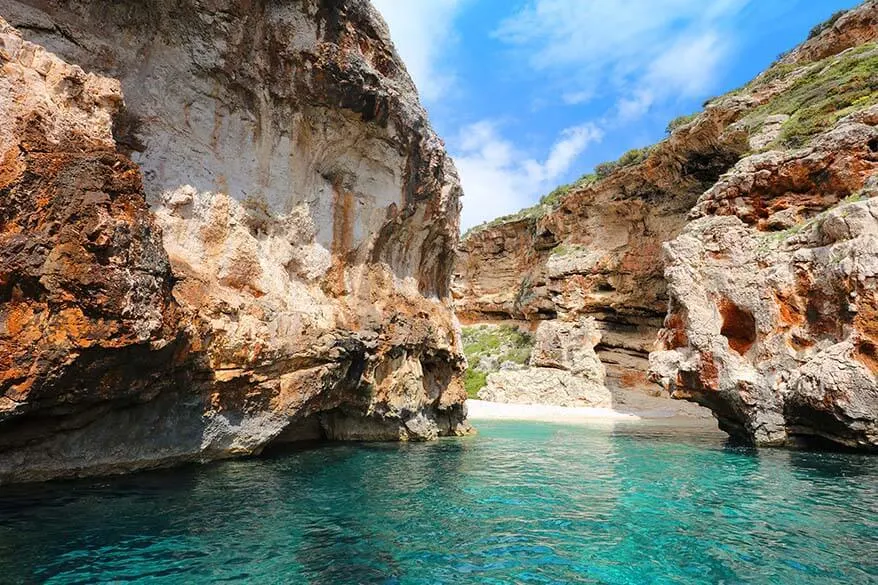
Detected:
left=544, top=125, right=602, bottom=179
left=373, top=1, right=746, bottom=230
left=453, top=121, right=602, bottom=230
left=616, top=89, right=655, bottom=122
left=646, top=31, right=726, bottom=97
left=371, top=0, right=465, bottom=102
left=494, top=0, right=749, bottom=119
left=561, top=90, right=595, bottom=105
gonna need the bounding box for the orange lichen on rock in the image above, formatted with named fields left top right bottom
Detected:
left=717, top=297, right=757, bottom=355
left=853, top=293, right=878, bottom=375
left=774, top=291, right=805, bottom=327
left=659, top=311, right=689, bottom=350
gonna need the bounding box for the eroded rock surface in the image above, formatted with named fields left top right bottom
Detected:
left=478, top=368, right=612, bottom=408
left=651, top=111, right=878, bottom=449
left=454, top=86, right=752, bottom=389
left=0, top=0, right=468, bottom=483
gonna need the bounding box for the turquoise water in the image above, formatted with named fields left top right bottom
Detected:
left=1, top=420, right=876, bottom=584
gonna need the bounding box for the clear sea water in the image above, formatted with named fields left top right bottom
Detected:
left=1, top=420, right=876, bottom=585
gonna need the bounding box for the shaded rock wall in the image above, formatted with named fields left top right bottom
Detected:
left=0, top=0, right=467, bottom=483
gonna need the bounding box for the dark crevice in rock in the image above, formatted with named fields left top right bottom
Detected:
left=718, top=299, right=757, bottom=355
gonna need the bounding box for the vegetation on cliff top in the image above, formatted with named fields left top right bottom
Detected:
left=461, top=324, right=534, bottom=397
left=750, top=43, right=878, bottom=148
left=665, top=113, right=698, bottom=134
left=462, top=25, right=877, bottom=241
left=808, top=9, right=849, bottom=40
left=461, top=147, right=651, bottom=240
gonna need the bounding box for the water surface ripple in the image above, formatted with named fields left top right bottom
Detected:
left=1, top=420, right=876, bottom=584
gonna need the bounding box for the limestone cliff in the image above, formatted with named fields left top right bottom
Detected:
left=455, top=1, right=878, bottom=449
left=0, top=0, right=467, bottom=484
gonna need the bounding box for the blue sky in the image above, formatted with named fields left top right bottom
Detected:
left=371, top=0, right=860, bottom=230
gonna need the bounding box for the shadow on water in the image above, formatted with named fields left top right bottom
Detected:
left=289, top=439, right=471, bottom=585
left=715, top=433, right=878, bottom=480
left=723, top=435, right=759, bottom=455
left=0, top=467, right=204, bottom=583
left=785, top=448, right=878, bottom=480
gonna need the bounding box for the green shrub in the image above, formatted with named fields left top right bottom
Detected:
left=462, top=324, right=533, bottom=364
left=592, top=146, right=652, bottom=180
left=461, top=325, right=534, bottom=398
left=549, top=243, right=587, bottom=257
left=665, top=113, right=698, bottom=134
left=808, top=10, right=848, bottom=40
left=617, top=147, right=651, bottom=167
left=574, top=173, right=598, bottom=187
left=462, top=325, right=533, bottom=362
left=464, top=369, right=488, bottom=398
left=594, top=160, right=619, bottom=178
left=551, top=244, right=569, bottom=257
left=539, top=184, right=571, bottom=208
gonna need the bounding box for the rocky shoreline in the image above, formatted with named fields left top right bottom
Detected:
left=0, top=0, right=877, bottom=485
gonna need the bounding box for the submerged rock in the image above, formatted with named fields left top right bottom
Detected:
left=0, top=0, right=468, bottom=483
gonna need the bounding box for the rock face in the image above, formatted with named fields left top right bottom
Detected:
left=478, top=368, right=612, bottom=408
left=0, top=0, right=467, bottom=483
left=478, top=318, right=611, bottom=407
left=651, top=110, right=878, bottom=450
left=456, top=0, right=878, bottom=449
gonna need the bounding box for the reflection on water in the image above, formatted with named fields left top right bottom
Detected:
left=0, top=420, right=876, bottom=584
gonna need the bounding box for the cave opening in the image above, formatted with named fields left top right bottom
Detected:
left=718, top=298, right=757, bottom=355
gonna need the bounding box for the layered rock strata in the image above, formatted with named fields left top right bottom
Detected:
left=454, top=87, right=752, bottom=388
left=0, top=0, right=467, bottom=484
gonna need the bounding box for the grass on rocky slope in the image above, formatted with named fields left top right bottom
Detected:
left=461, top=324, right=534, bottom=397
left=463, top=37, right=878, bottom=240
left=746, top=44, right=878, bottom=148
left=549, top=243, right=587, bottom=257
left=665, top=113, right=699, bottom=134
left=462, top=147, right=651, bottom=239
left=463, top=369, right=488, bottom=398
